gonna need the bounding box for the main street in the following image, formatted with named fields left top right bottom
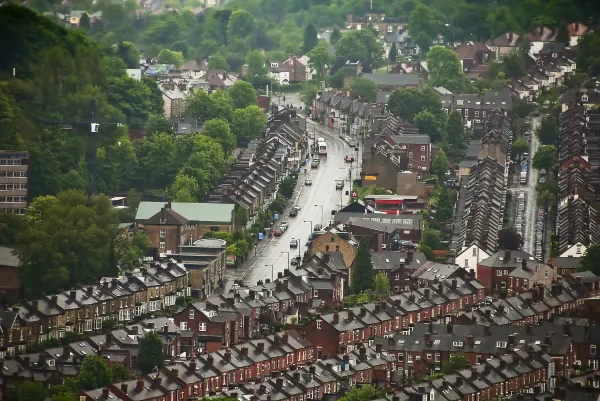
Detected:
left=522, top=116, right=541, bottom=256
left=223, top=118, right=361, bottom=291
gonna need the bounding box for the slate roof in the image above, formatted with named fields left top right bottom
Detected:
left=135, top=201, right=234, bottom=224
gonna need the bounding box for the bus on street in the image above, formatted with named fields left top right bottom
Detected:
left=317, top=138, right=327, bottom=155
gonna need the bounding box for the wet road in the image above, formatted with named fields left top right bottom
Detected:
left=226, top=119, right=360, bottom=288
left=522, top=116, right=541, bottom=255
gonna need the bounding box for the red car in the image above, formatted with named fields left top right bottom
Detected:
left=344, top=155, right=355, bottom=162
left=273, top=228, right=282, bottom=236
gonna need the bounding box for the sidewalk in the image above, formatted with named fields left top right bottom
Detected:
left=217, top=170, right=309, bottom=294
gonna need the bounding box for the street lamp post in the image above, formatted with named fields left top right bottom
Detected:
left=265, top=264, right=274, bottom=282
left=304, top=220, right=313, bottom=233
left=281, top=251, right=290, bottom=270
left=315, top=204, right=323, bottom=227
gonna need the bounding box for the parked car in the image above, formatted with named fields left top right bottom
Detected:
left=336, top=180, right=344, bottom=189
left=344, top=155, right=355, bottom=163
left=280, top=221, right=288, bottom=231
left=289, top=208, right=298, bottom=217
left=273, top=228, right=282, bottom=236
left=290, top=239, right=299, bottom=248
left=305, top=177, right=313, bottom=185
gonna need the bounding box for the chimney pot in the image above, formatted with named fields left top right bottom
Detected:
left=120, top=383, right=128, bottom=394
left=136, top=377, right=144, bottom=392
left=332, top=312, right=339, bottom=324
left=257, top=342, right=265, bottom=353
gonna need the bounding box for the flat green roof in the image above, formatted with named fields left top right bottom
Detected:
left=135, top=201, right=234, bottom=224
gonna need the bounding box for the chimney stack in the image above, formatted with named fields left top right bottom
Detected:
left=282, top=333, right=289, bottom=343
left=206, top=355, right=214, bottom=366
left=447, top=324, right=453, bottom=334
left=257, top=342, right=265, bottom=353
left=424, top=288, right=430, bottom=299
left=332, top=312, right=339, bottom=324
left=406, top=251, right=413, bottom=263
left=224, top=349, right=232, bottom=362
left=120, top=383, right=128, bottom=394
left=466, top=335, right=474, bottom=346
left=241, top=347, right=249, bottom=357
left=136, top=377, right=144, bottom=392
left=451, top=279, right=457, bottom=289
left=347, top=310, right=354, bottom=321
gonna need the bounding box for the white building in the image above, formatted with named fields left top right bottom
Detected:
left=126, top=69, right=142, bottom=81
left=456, top=244, right=491, bottom=278
left=560, top=242, right=587, bottom=258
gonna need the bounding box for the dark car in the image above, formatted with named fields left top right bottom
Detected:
left=290, top=239, right=299, bottom=248
left=289, top=208, right=298, bottom=217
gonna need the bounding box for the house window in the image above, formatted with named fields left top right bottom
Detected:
left=180, top=322, right=188, bottom=330
left=472, top=247, right=477, bottom=256
left=577, top=244, right=582, bottom=254
left=336, top=245, right=340, bottom=251
left=160, top=229, right=166, bottom=238
left=464, top=259, right=469, bottom=268
left=313, top=290, right=319, bottom=297
left=189, top=309, right=195, bottom=320
left=421, top=146, right=426, bottom=151
left=325, top=245, right=329, bottom=251
left=395, top=274, right=400, bottom=280
left=409, top=152, right=413, bottom=159
left=420, top=156, right=426, bottom=162
left=474, top=110, right=479, bottom=117
left=435, top=353, right=440, bottom=362
left=317, top=320, right=322, bottom=329
left=497, top=270, right=502, bottom=276
left=591, top=345, right=597, bottom=355
left=160, top=241, right=166, bottom=249
left=388, top=26, right=393, bottom=33
left=199, top=323, right=206, bottom=331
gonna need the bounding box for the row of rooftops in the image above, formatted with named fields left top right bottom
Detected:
left=315, top=90, right=386, bottom=119
left=12, top=262, right=188, bottom=324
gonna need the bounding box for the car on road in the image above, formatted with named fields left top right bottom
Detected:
left=311, top=160, right=319, bottom=169
left=290, top=239, right=299, bottom=248
left=273, top=228, right=282, bottom=236
left=305, top=177, right=313, bottom=185
left=348, top=139, right=358, bottom=147
left=289, top=208, right=298, bottom=217
left=280, top=222, right=288, bottom=231
left=344, top=155, right=355, bottom=163
left=336, top=180, right=344, bottom=189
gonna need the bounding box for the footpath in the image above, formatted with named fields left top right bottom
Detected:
left=217, top=164, right=311, bottom=294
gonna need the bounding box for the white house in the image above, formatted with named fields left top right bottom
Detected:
left=456, top=244, right=491, bottom=278
left=126, top=69, right=142, bottom=81
left=268, top=62, right=291, bottom=85
left=560, top=242, right=587, bottom=258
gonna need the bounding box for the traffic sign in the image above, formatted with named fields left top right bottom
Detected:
left=274, top=213, right=279, bottom=220
left=258, top=232, right=264, bottom=240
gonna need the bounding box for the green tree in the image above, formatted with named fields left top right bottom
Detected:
left=427, top=45, right=466, bottom=92
left=12, top=381, right=46, bottom=401
left=79, top=12, right=90, bottom=28
left=334, top=29, right=384, bottom=71
left=96, top=133, right=138, bottom=193
left=577, top=32, right=600, bottom=78
left=442, top=354, right=469, bottom=374
left=532, top=145, right=557, bottom=171
left=106, top=75, right=163, bottom=128
left=235, top=206, right=248, bottom=227
left=76, top=355, right=115, bottom=391
left=138, top=333, right=165, bottom=374
left=113, top=41, right=140, bottom=69
left=231, top=105, right=267, bottom=139
left=422, top=228, right=441, bottom=249
left=180, top=135, right=227, bottom=194
left=338, top=385, right=386, bottom=401
left=536, top=115, right=559, bottom=145
left=118, top=231, right=150, bottom=268
left=435, top=186, right=454, bottom=222
left=170, top=173, right=199, bottom=202
left=512, top=138, right=529, bottom=157
left=207, top=53, right=230, bottom=70
left=352, top=240, right=375, bottom=294
left=486, top=6, right=517, bottom=38
left=52, top=391, right=77, bottom=401
left=245, top=50, right=269, bottom=87
left=228, top=80, right=257, bottom=110
left=15, top=190, right=122, bottom=298
left=389, top=42, right=397, bottom=63
left=580, top=245, right=600, bottom=275
left=330, top=27, right=341, bottom=45
left=186, top=89, right=211, bottom=121
left=208, top=90, right=234, bottom=121
left=303, top=23, right=318, bottom=54
left=134, top=133, right=177, bottom=190
left=498, top=228, right=522, bottom=250
left=327, top=70, right=345, bottom=89
left=227, top=9, right=256, bottom=39
left=388, top=88, right=422, bottom=122
left=307, top=41, right=332, bottom=80
left=349, top=77, right=377, bottom=102
left=502, top=52, right=526, bottom=80
left=431, top=148, right=449, bottom=181
left=202, top=118, right=236, bottom=154
left=415, top=111, right=444, bottom=143
left=157, top=49, right=184, bottom=67
left=408, top=3, right=442, bottom=54
left=446, top=110, right=465, bottom=146
left=144, top=114, right=174, bottom=135
left=299, top=83, right=319, bottom=107
left=374, top=273, right=390, bottom=296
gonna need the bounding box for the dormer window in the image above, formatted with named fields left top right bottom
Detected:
left=582, top=95, right=589, bottom=102
left=160, top=219, right=166, bottom=224
left=552, top=53, right=557, bottom=58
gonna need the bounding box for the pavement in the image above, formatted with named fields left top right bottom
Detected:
left=219, top=115, right=360, bottom=293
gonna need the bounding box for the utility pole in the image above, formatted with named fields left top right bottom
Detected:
left=88, top=100, right=98, bottom=196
